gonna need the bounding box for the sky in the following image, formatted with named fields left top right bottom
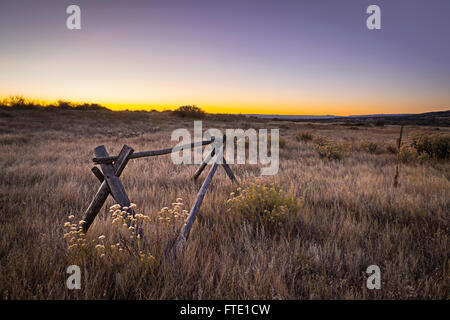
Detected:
left=0, top=0, right=449, bottom=115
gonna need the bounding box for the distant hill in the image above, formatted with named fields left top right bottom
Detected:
left=244, top=114, right=339, bottom=120
left=243, top=110, right=450, bottom=126
left=1, top=95, right=448, bottom=126
left=244, top=113, right=417, bottom=120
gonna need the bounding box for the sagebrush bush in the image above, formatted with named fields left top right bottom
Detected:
left=296, top=131, right=313, bottom=142
left=411, top=133, right=450, bottom=160
left=313, top=136, right=328, bottom=146
left=226, top=180, right=302, bottom=232
left=313, top=136, right=345, bottom=161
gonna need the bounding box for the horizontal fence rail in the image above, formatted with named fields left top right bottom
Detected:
left=93, top=138, right=215, bottom=164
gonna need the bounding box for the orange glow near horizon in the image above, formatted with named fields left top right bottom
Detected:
left=1, top=92, right=447, bottom=116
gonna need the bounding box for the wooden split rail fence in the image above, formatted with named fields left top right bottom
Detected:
left=82, top=136, right=238, bottom=257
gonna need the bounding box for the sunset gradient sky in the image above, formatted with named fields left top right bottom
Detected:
left=1, top=0, right=449, bottom=115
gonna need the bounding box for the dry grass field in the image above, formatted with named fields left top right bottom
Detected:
left=0, top=108, right=448, bottom=299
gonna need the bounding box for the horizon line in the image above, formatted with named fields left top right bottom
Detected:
left=1, top=95, right=448, bottom=118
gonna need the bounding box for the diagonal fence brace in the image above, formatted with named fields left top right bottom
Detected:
left=82, top=145, right=134, bottom=232
left=171, top=145, right=227, bottom=258
left=193, top=138, right=239, bottom=184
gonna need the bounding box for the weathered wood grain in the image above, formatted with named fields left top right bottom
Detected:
left=91, top=167, right=104, bottom=182
left=96, top=146, right=131, bottom=207
left=82, top=145, right=134, bottom=232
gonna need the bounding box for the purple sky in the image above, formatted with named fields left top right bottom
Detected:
left=0, top=0, right=449, bottom=114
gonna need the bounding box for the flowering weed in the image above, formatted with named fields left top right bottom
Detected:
left=226, top=179, right=302, bottom=233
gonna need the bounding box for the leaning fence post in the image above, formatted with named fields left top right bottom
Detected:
left=393, top=124, right=404, bottom=187
left=193, top=148, right=215, bottom=180
left=222, top=157, right=238, bottom=184
left=172, top=147, right=224, bottom=258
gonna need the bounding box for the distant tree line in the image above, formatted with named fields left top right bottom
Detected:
left=0, top=96, right=109, bottom=111
left=0, top=96, right=207, bottom=117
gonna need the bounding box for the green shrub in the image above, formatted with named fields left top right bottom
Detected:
left=313, top=136, right=345, bottom=161
left=296, top=131, right=313, bottom=142
left=173, top=105, right=205, bottom=118
left=312, top=136, right=329, bottom=147
left=411, top=134, right=450, bottom=160
left=316, top=143, right=344, bottom=161
left=227, top=180, right=302, bottom=232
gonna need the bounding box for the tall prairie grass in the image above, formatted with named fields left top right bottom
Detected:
left=0, top=109, right=448, bottom=299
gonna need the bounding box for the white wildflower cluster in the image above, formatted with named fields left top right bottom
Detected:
left=63, top=215, right=110, bottom=259
left=63, top=200, right=188, bottom=265
left=109, top=203, right=149, bottom=239
left=108, top=203, right=155, bottom=264
left=156, top=198, right=189, bottom=230
left=63, top=215, right=87, bottom=252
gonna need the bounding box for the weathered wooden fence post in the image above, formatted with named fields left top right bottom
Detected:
left=81, top=136, right=239, bottom=256
left=393, top=124, right=404, bottom=187
left=82, top=145, right=133, bottom=232
left=172, top=145, right=226, bottom=258
left=193, top=135, right=238, bottom=184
